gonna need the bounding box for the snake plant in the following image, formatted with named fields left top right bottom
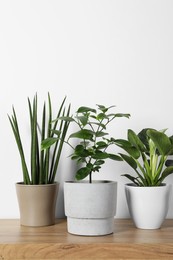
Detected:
left=114, top=128, right=173, bottom=186
left=8, top=93, right=70, bottom=185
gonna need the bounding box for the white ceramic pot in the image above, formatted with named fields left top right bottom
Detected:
left=125, top=183, right=171, bottom=229
left=64, top=180, right=117, bottom=236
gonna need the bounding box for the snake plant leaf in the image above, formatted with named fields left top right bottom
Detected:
left=128, top=129, right=146, bottom=152
left=69, top=129, right=94, bottom=140
left=77, top=106, right=96, bottom=113
left=147, top=129, right=172, bottom=155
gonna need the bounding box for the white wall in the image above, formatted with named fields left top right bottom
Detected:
left=0, top=0, right=173, bottom=219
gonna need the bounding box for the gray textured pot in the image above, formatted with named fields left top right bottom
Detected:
left=16, top=182, right=59, bottom=227
left=125, top=183, right=171, bottom=229
left=64, top=180, right=117, bottom=236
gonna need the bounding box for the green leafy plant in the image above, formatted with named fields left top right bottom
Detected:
left=42, top=105, right=130, bottom=183
left=114, top=128, right=173, bottom=186
left=8, top=94, right=70, bottom=185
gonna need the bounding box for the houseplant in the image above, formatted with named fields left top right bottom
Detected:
left=114, top=128, right=173, bottom=229
left=8, top=93, right=70, bottom=226
left=42, top=104, right=130, bottom=235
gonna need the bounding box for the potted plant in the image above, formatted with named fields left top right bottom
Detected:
left=114, top=128, right=173, bottom=229
left=8, top=93, right=70, bottom=227
left=43, top=105, right=130, bottom=235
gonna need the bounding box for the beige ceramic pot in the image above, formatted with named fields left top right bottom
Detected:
left=16, top=182, right=59, bottom=227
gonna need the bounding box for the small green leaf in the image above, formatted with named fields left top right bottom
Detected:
left=92, top=151, right=109, bottom=159
left=109, top=154, right=123, bottom=161
left=95, top=131, right=108, bottom=137
left=76, top=115, right=88, bottom=126
left=96, top=141, right=107, bottom=149
left=96, top=113, right=108, bottom=120
left=41, top=137, right=58, bottom=150
left=97, top=104, right=115, bottom=113
left=114, top=113, right=130, bottom=118
left=94, top=160, right=105, bottom=166
left=51, top=130, right=61, bottom=136
left=75, top=167, right=91, bottom=180
left=77, top=106, right=96, bottom=113
left=69, top=129, right=94, bottom=140
left=74, top=145, right=90, bottom=157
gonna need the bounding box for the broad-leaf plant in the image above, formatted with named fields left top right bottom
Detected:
left=42, top=105, right=130, bottom=183
left=8, top=94, right=70, bottom=185
left=114, top=128, right=173, bottom=186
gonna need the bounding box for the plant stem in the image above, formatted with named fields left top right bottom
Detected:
left=89, top=172, right=92, bottom=183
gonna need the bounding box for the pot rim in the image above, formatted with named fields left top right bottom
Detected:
left=16, top=182, right=59, bottom=187
left=125, top=183, right=168, bottom=188
left=65, top=180, right=117, bottom=184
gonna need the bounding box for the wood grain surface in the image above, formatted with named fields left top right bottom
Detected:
left=0, top=219, right=173, bottom=259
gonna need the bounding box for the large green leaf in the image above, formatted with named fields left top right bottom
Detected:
left=128, top=129, right=146, bottom=152
left=158, top=166, right=173, bottom=183
left=121, top=174, right=141, bottom=186
left=119, top=153, right=137, bottom=170
left=115, top=139, right=140, bottom=159
left=138, top=128, right=154, bottom=151
left=147, top=129, right=172, bottom=155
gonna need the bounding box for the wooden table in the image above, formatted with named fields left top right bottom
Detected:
left=0, top=219, right=173, bottom=259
